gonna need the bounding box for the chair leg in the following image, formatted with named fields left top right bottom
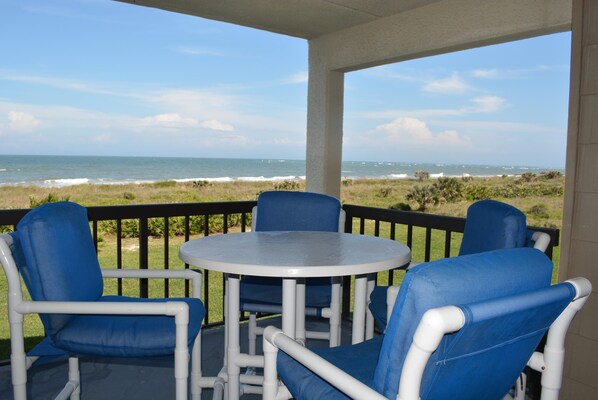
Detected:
left=365, top=276, right=376, bottom=340
left=174, top=313, right=190, bottom=400
left=191, top=334, right=202, bottom=400
left=329, top=279, right=342, bottom=347
left=262, top=335, right=279, bottom=400
left=68, top=357, right=81, bottom=400
left=9, top=316, right=27, bottom=400
left=248, top=313, right=258, bottom=356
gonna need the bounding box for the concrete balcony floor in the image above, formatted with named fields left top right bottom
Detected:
left=0, top=316, right=356, bottom=399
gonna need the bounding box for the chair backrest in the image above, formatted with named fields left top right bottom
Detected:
left=458, top=199, right=528, bottom=256
left=11, top=201, right=103, bottom=336
left=253, top=190, right=342, bottom=232
left=372, top=247, right=554, bottom=399
left=415, top=281, right=575, bottom=400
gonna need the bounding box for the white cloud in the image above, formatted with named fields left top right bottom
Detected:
left=141, top=113, right=199, bottom=128
left=92, top=134, right=114, bottom=143
left=200, top=119, right=234, bottom=132
left=8, top=111, right=40, bottom=132
left=470, top=65, right=567, bottom=80
left=271, top=137, right=305, bottom=147
left=285, top=71, right=308, bottom=84
left=202, top=134, right=250, bottom=147
left=362, top=95, right=507, bottom=120
left=422, top=73, right=472, bottom=94
left=471, top=69, right=499, bottom=79
left=0, top=72, right=124, bottom=97
left=175, top=46, right=223, bottom=57
left=469, top=96, right=507, bottom=113
left=375, top=117, right=472, bottom=148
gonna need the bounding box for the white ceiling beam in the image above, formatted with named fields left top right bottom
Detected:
left=310, top=0, right=572, bottom=72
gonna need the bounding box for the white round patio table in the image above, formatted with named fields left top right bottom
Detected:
left=179, top=231, right=411, bottom=400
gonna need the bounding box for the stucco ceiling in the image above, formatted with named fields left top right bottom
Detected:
left=116, top=0, right=443, bottom=39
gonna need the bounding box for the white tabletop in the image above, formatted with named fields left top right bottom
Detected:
left=179, top=231, right=411, bottom=278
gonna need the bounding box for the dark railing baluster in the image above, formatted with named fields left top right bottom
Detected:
left=92, top=220, right=98, bottom=251
left=117, top=219, right=123, bottom=295
left=444, top=231, right=452, bottom=258
left=164, top=217, right=170, bottom=298
left=139, top=217, right=149, bottom=298
left=407, top=225, right=413, bottom=249
left=184, top=215, right=191, bottom=297
left=424, top=228, right=432, bottom=262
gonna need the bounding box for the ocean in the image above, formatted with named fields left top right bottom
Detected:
left=0, top=154, right=563, bottom=188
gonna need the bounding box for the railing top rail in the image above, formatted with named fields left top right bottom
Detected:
left=342, top=203, right=560, bottom=247
left=0, top=200, right=257, bottom=226
left=0, top=201, right=560, bottom=247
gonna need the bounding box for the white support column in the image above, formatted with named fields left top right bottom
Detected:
left=305, top=43, right=344, bottom=198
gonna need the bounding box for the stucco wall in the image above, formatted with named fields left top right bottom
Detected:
left=560, top=0, right=598, bottom=398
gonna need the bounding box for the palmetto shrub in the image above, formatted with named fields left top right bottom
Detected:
left=432, top=177, right=463, bottom=203
left=405, top=185, right=439, bottom=212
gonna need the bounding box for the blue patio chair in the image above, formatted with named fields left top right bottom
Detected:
left=0, top=201, right=205, bottom=400
left=262, top=248, right=591, bottom=400
left=367, top=199, right=551, bottom=333
left=240, top=190, right=345, bottom=354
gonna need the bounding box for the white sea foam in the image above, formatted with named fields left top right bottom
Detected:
left=387, top=174, right=409, bottom=179
left=430, top=172, right=444, bottom=178
left=43, top=178, right=90, bottom=187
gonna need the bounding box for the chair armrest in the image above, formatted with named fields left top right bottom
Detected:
left=398, top=306, right=465, bottom=400
left=14, top=299, right=191, bottom=324
left=530, top=231, right=551, bottom=253
left=263, top=326, right=387, bottom=400
left=101, top=268, right=202, bottom=298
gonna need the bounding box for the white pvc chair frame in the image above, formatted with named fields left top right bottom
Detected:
left=0, top=234, right=203, bottom=400
left=365, top=231, right=553, bottom=339
left=244, top=207, right=346, bottom=355
left=263, top=277, right=591, bottom=400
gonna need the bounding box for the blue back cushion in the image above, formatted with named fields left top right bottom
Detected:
left=459, top=200, right=527, bottom=256
left=255, top=191, right=341, bottom=232
left=13, top=201, right=103, bottom=336
left=372, top=248, right=553, bottom=399
left=421, top=282, right=574, bottom=399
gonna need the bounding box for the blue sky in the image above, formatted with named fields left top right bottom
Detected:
left=0, top=0, right=571, bottom=168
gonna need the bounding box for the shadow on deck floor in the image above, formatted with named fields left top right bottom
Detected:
left=0, top=316, right=357, bottom=399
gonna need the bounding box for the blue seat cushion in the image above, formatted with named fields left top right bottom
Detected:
left=49, top=296, right=205, bottom=357
left=240, top=276, right=331, bottom=311
left=277, top=336, right=383, bottom=400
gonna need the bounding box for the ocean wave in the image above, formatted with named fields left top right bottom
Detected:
left=43, top=178, right=90, bottom=187
left=387, top=174, right=409, bottom=179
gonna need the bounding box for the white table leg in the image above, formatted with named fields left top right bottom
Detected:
left=352, top=274, right=367, bottom=344
left=227, top=274, right=241, bottom=400
left=282, top=278, right=297, bottom=339
left=295, top=278, right=306, bottom=345
left=365, top=274, right=376, bottom=340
